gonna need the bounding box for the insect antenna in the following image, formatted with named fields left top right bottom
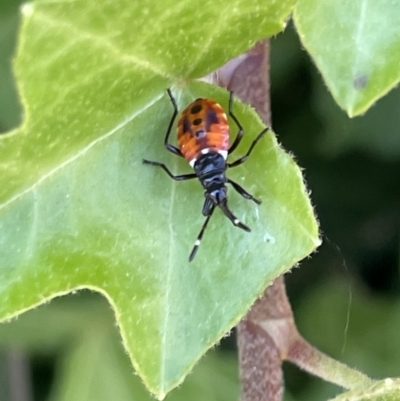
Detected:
left=219, top=200, right=251, bottom=232
left=189, top=206, right=215, bottom=262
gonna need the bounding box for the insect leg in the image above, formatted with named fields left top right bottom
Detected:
left=227, top=127, right=269, bottom=168
left=219, top=200, right=251, bottom=232
left=165, top=89, right=184, bottom=157
left=227, top=91, right=244, bottom=155
left=189, top=205, right=215, bottom=262
left=201, top=197, right=214, bottom=216
left=143, top=160, right=197, bottom=181
left=227, top=179, right=261, bottom=205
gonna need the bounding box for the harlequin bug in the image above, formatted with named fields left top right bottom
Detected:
left=143, top=89, right=269, bottom=261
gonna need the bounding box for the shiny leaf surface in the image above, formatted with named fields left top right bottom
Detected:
left=0, top=0, right=318, bottom=396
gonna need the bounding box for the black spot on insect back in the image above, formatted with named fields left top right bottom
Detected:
left=183, top=117, right=191, bottom=133
left=205, top=108, right=219, bottom=131
left=191, top=104, right=203, bottom=114
left=193, top=118, right=202, bottom=126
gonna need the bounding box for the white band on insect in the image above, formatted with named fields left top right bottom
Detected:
left=189, top=149, right=228, bottom=167
left=218, top=150, right=228, bottom=160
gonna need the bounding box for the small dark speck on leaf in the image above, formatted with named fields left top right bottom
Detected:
left=353, top=74, right=368, bottom=90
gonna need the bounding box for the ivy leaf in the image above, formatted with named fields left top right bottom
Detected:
left=0, top=0, right=318, bottom=397
left=0, top=295, right=240, bottom=401
left=294, top=0, right=400, bottom=117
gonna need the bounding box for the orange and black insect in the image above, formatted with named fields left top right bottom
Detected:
left=143, top=89, right=269, bottom=261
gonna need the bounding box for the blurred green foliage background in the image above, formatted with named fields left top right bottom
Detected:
left=0, top=0, right=399, bottom=400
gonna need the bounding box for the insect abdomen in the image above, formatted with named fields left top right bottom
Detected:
left=177, top=98, right=229, bottom=164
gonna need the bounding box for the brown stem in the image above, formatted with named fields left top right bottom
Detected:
left=209, top=39, right=374, bottom=401
left=211, top=40, right=286, bottom=401
left=6, top=349, right=33, bottom=401
left=237, top=275, right=290, bottom=401
left=287, top=336, right=375, bottom=390
left=237, top=319, right=283, bottom=401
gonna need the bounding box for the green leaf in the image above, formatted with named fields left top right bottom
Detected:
left=0, top=0, right=318, bottom=397
left=0, top=295, right=240, bottom=401
left=294, top=0, right=400, bottom=117
left=49, top=326, right=142, bottom=401
left=313, top=81, right=400, bottom=160
left=329, top=379, right=400, bottom=401
left=0, top=0, right=23, bottom=132
left=52, top=335, right=240, bottom=401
